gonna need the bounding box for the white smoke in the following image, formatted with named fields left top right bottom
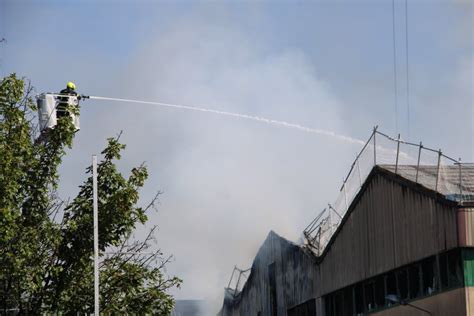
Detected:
left=2, top=1, right=472, bottom=315
left=100, top=9, right=365, bottom=314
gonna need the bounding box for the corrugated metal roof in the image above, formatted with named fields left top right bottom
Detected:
left=380, top=164, right=474, bottom=202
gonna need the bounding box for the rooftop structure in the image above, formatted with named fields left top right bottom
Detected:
left=219, top=130, right=474, bottom=316
left=304, top=128, right=473, bottom=257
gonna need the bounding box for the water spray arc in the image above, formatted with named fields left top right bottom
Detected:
left=38, top=93, right=365, bottom=145
left=87, top=95, right=366, bottom=145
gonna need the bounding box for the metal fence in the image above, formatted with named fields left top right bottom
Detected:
left=304, top=127, right=474, bottom=256
left=225, top=266, right=251, bottom=299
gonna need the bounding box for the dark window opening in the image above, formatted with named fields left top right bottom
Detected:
left=386, top=272, right=397, bottom=306
left=408, top=264, right=421, bottom=299
left=331, top=294, right=336, bottom=316
left=439, top=252, right=449, bottom=289
left=336, top=291, right=345, bottom=316
left=447, top=249, right=463, bottom=288
left=323, top=249, right=466, bottom=315
left=288, top=299, right=316, bottom=316
left=325, top=293, right=339, bottom=316
left=421, top=257, right=437, bottom=295
left=374, top=275, right=385, bottom=308
left=364, top=281, right=375, bottom=311
left=354, top=283, right=364, bottom=314
left=397, top=269, right=409, bottom=300
left=324, top=295, right=333, bottom=316
left=342, top=286, right=354, bottom=316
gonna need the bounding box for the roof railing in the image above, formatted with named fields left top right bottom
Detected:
left=304, top=128, right=473, bottom=257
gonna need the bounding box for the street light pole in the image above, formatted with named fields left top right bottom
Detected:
left=92, top=155, right=99, bottom=315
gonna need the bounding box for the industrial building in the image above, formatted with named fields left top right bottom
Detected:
left=219, top=131, right=474, bottom=315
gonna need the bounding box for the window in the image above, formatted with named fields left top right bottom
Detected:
left=408, top=264, right=421, bottom=299
left=439, top=252, right=449, bottom=289
left=364, top=281, right=375, bottom=311
left=374, top=275, right=385, bottom=308
left=325, top=287, right=356, bottom=316
left=354, top=283, right=364, bottom=314
left=342, top=286, right=354, bottom=316
left=323, top=250, right=466, bottom=315
left=334, top=291, right=344, bottom=316
left=397, top=269, right=409, bottom=300
left=447, top=249, right=462, bottom=288
left=287, top=299, right=316, bottom=316
left=386, top=272, right=397, bottom=305
left=421, top=257, right=437, bottom=295
left=324, top=293, right=335, bottom=316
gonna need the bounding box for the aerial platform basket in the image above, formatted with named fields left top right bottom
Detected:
left=37, top=93, right=80, bottom=132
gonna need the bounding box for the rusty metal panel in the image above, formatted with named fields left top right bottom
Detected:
left=458, top=208, right=474, bottom=246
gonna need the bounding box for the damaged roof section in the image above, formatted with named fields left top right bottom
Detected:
left=219, top=231, right=317, bottom=316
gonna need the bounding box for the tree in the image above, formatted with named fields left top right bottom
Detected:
left=0, top=74, right=181, bottom=314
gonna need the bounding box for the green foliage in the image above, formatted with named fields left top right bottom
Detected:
left=0, top=74, right=181, bottom=314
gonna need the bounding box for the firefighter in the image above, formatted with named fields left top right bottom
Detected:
left=57, top=81, right=78, bottom=118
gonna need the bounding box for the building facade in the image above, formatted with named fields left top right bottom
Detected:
left=219, top=165, right=474, bottom=315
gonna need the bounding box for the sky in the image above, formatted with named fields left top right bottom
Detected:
left=1, top=0, right=473, bottom=313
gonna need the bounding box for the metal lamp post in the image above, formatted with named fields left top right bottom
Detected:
left=92, top=155, right=99, bottom=315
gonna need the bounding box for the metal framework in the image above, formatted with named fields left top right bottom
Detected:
left=225, top=266, right=251, bottom=299
left=304, top=127, right=473, bottom=257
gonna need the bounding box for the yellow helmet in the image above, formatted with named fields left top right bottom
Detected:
left=67, top=81, right=76, bottom=90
